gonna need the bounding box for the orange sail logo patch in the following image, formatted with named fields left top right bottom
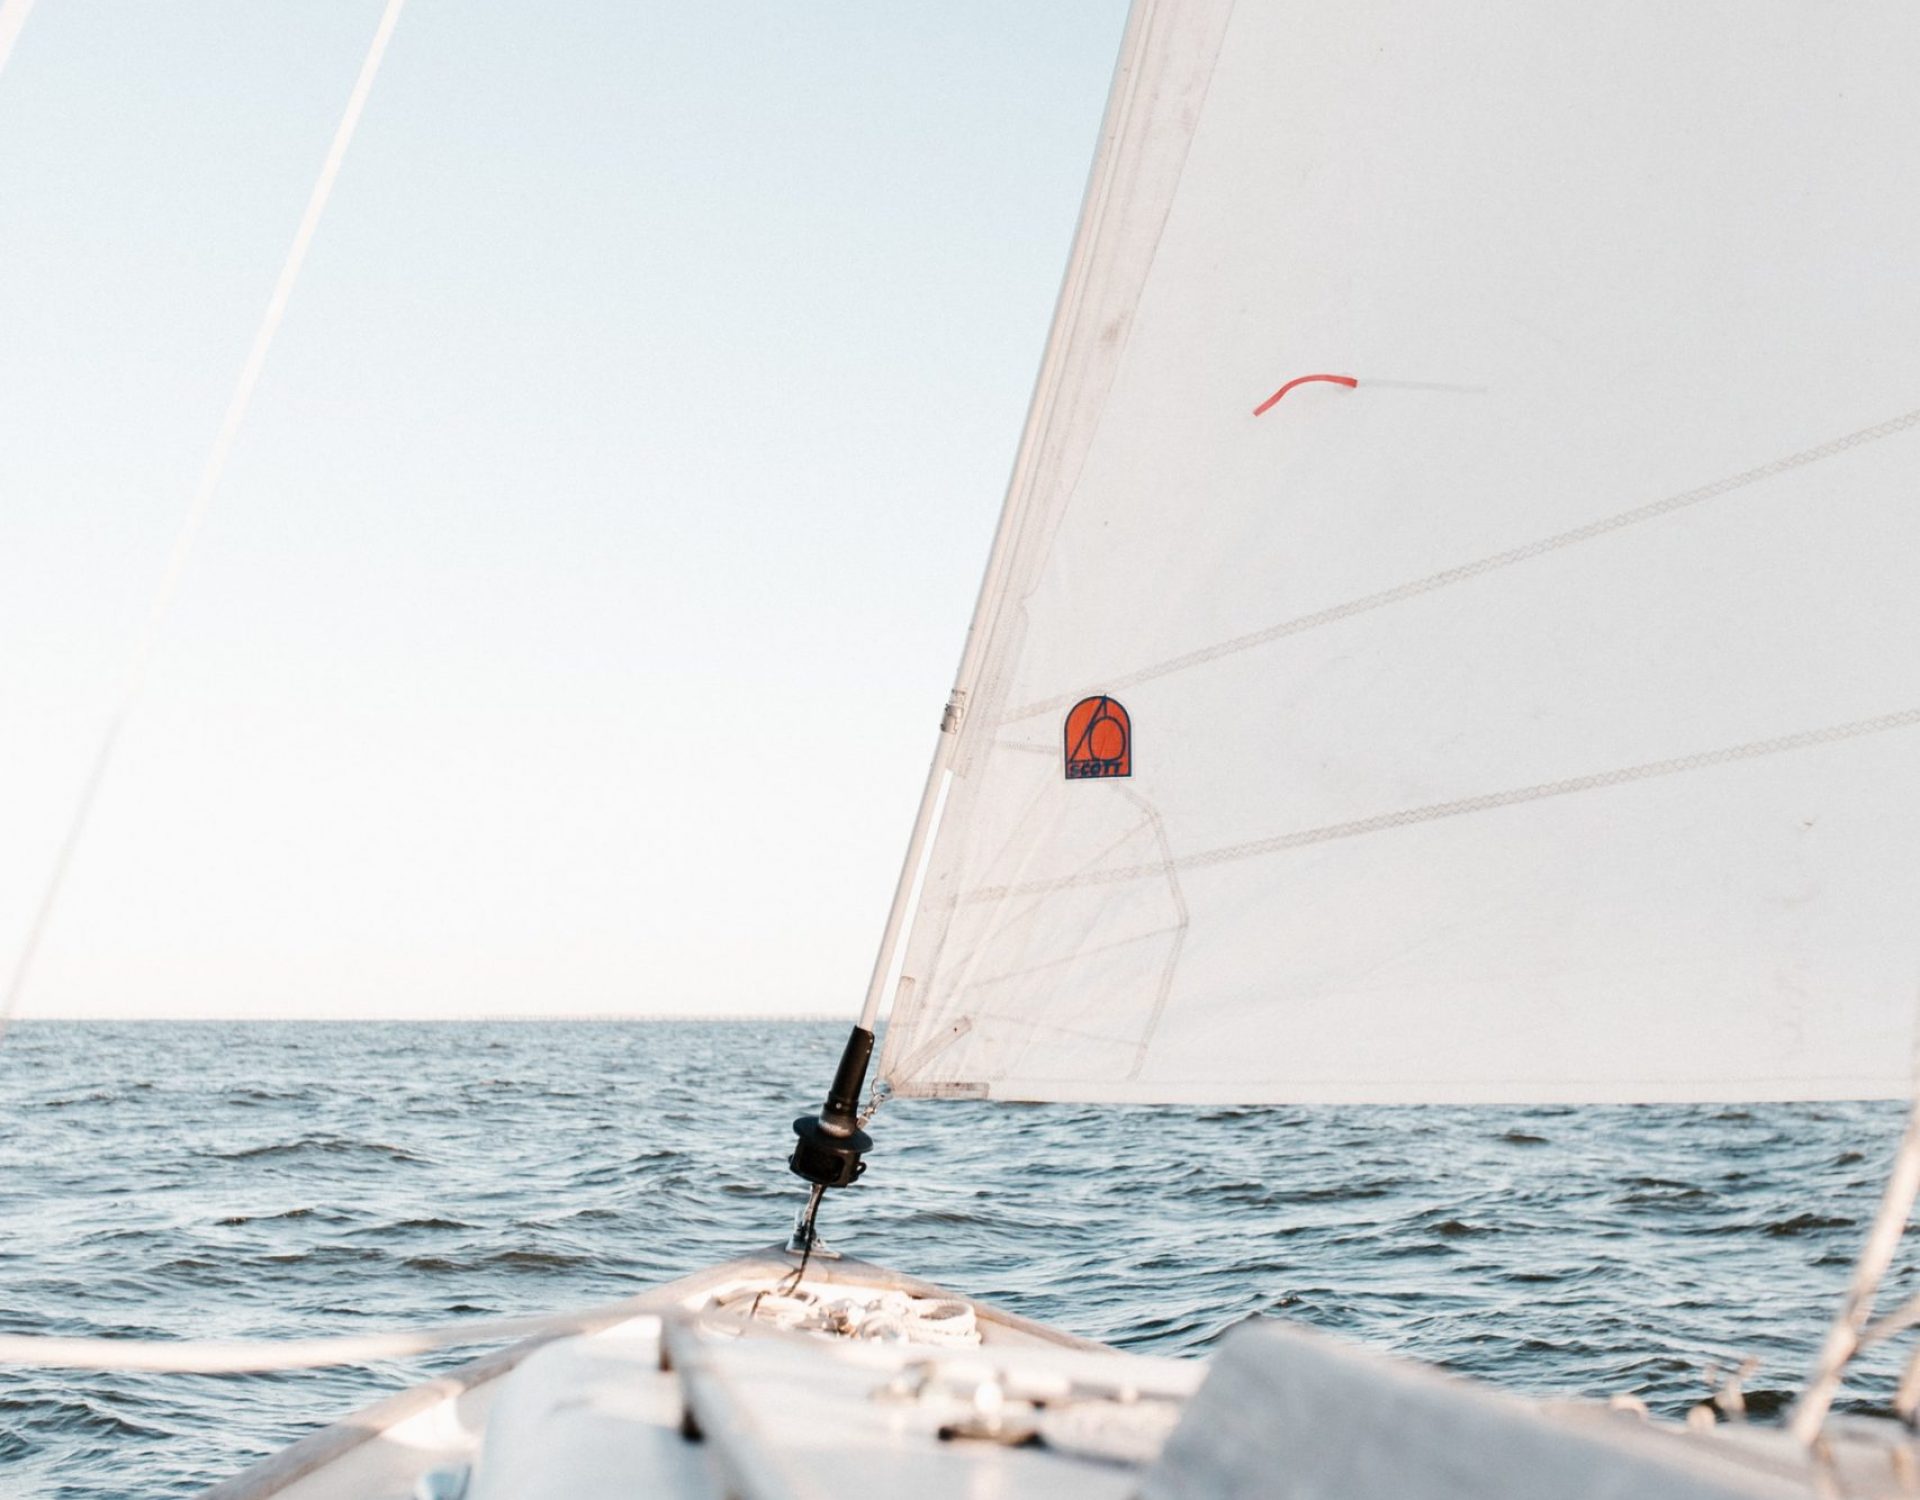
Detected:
left=1064, top=695, right=1131, bottom=780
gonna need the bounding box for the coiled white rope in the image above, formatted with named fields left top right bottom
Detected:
left=0, top=0, right=408, bottom=1042
left=724, top=1284, right=980, bottom=1347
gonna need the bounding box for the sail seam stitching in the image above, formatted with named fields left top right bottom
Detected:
left=957, top=704, right=1920, bottom=904
left=997, top=404, right=1920, bottom=725
left=1119, top=785, right=1189, bottom=1080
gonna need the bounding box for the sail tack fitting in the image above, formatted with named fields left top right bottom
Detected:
left=786, top=1025, right=877, bottom=1246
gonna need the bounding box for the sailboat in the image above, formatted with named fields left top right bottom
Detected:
left=11, top=0, right=1920, bottom=1494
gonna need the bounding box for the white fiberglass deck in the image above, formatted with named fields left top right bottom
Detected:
left=203, top=1248, right=1920, bottom=1500
left=203, top=1249, right=1169, bottom=1500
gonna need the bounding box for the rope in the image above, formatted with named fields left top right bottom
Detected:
left=1860, top=1292, right=1920, bottom=1350
left=1253, top=372, right=1356, bottom=416
left=0, top=0, right=408, bottom=1042
left=1786, top=1064, right=1920, bottom=1443
left=730, top=1285, right=980, bottom=1347
left=751, top=1234, right=815, bottom=1321
left=0, top=1308, right=570, bottom=1373
left=959, top=704, right=1920, bottom=906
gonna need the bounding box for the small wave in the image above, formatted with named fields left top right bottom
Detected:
left=402, top=1248, right=596, bottom=1273
left=215, top=1207, right=321, bottom=1226
left=7, top=1018, right=1910, bottom=1497
left=203, top=1137, right=427, bottom=1165
left=1619, top=1187, right=1707, bottom=1205
left=222, top=1087, right=316, bottom=1107
left=493, top=1248, right=594, bottom=1269
left=261, top=1245, right=387, bottom=1266
left=1287, top=1182, right=1401, bottom=1203
left=343, top=1214, right=477, bottom=1237
left=1762, top=1212, right=1855, bottom=1237
left=892, top=1207, right=980, bottom=1228
left=6, top=1393, right=174, bottom=1443
left=155, top=1255, right=227, bottom=1274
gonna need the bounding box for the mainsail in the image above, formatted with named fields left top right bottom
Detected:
left=873, top=0, right=1920, bottom=1104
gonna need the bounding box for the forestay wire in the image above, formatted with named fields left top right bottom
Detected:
left=0, top=0, right=625, bottom=1383
left=0, top=0, right=408, bottom=1045
left=0, top=0, right=36, bottom=81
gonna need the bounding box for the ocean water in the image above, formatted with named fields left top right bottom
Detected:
left=1, top=1020, right=1914, bottom=1497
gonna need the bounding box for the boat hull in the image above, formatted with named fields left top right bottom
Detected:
left=200, top=1247, right=1111, bottom=1499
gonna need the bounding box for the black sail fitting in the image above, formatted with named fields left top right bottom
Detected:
left=789, top=1025, right=874, bottom=1188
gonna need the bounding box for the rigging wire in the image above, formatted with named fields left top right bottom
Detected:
left=0, top=0, right=408, bottom=1044
left=0, top=1308, right=572, bottom=1374
left=1787, top=1021, right=1920, bottom=1443
left=0, top=0, right=35, bottom=81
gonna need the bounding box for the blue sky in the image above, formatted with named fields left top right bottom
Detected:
left=0, top=1, right=1128, bottom=1017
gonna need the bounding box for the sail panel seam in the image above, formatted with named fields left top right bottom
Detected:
left=956, top=704, right=1920, bottom=905
left=1118, top=785, right=1189, bottom=1080
left=888, top=1071, right=1915, bottom=1104
left=996, top=403, right=1920, bottom=727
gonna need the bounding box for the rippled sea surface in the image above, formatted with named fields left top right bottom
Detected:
left=2, top=1020, right=1916, bottom=1497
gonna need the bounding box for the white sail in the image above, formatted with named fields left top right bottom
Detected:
left=875, top=0, right=1920, bottom=1104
